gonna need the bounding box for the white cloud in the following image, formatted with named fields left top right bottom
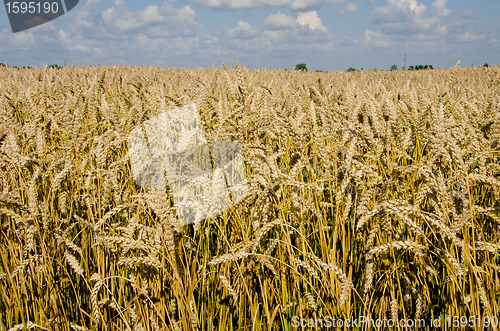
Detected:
left=434, top=23, right=447, bottom=36
left=289, top=0, right=344, bottom=10
left=370, top=5, right=407, bottom=24
left=371, top=0, right=426, bottom=24
left=380, top=16, right=440, bottom=34
left=93, top=47, right=105, bottom=58
left=457, top=31, right=486, bottom=42
left=70, top=44, right=91, bottom=53
left=459, top=11, right=475, bottom=19
left=3, top=30, right=34, bottom=48
left=99, top=2, right=198, bottom=37
left=184, top=0, right=344, bottom=10
left=134, top=33, right=204, bottom=57
left=226, top=21, right=260, bottom=39
left=297, top=11, right=327, bottom=32
left=264, top=12, right=302, bottom=30
left=42, top=0, right=203, bottom=66
left=338, top=3, right=358, bottom=16
left=339, top=36, right=356, bottom=46
left=370, top=0, right=441, bottom=35
left=363, top=30, right=391, bottom=48
left=432, top=0, right=452, bottom=17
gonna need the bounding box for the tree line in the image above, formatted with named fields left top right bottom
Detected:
left=0, top=63, right=62, bottom=68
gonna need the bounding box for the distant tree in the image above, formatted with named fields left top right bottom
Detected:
left=391, top=64, right=398, bottom=71
left=295, top=63, right=308, bottom=71
left=411, top=64, right=434, bottom=70
left=0, top=63, right=5, bottom=66
left=484, top=63, right=489, bottom=67
left=346, top=67, right=357, bottom=72
left=49, top=64, right=62, bottom=69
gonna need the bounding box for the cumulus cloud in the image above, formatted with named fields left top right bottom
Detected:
left=216, top=11, right=331, bottom=56
left=371, top=0, right=426, bottom=24
left=135, top=33, right=203, bottom=56
left=263, top=11, right=301, bottom=30
left=457, top=31, right=486, bottom=42
left=370, top=0, right=440, bottom=35
left=380, top=17, right=440, bottom=35
left=70, top=44, right=91, bottom=53
left=338, top=3, right=358, bottom=16
left=4, top=30, right=34, bottom=48
left=289, top=0, right=344, bottom=10
left=432, top=0, right=452, bottom=17
left=363, top=30, right=391, bottom=48
left=47, top=0, right=203, bottom=66
left=339, top=36, right=356, bottom=46
left=370, top=5, right=407, bottom=24
left=297, top=11, right=327, bottom=32
left=459, top=10, right=475, bottom=19
left=184, top=0, right=344, bottom=10
left=100, top=2, right=198, bottom=37
left=226, top=21, right=260, bottom=39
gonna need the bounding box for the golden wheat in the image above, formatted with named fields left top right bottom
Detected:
left=0, top=63, right=499, bottom=330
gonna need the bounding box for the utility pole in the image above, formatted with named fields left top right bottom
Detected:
left=401, top=54, right=406, bottom=70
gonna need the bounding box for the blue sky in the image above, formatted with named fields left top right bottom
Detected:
left=0, top=0, right=498, bottom=71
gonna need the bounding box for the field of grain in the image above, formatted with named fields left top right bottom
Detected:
left=1, top=63, right=500, bottom=330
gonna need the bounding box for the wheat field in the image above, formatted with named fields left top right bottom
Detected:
left=0, top=62, right=499, bottom=330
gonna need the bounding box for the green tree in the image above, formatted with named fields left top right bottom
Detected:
left=391, top=64, right=398, bottom=71
left=408, top=65, right=414, bottom=70
left=295, top=63, right=308, bottom=71
left=346, top=67, right=357, bottom=72
left=484, top=63, right=489, bottom=67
